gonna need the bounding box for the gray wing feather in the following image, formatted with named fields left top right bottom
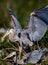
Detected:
left=8, top=8, right=22, bottom=29
left=24, top=6, right=48, bottom=41
left=25, top=16, right=47, bottom=41
left=11, top=15, right=22, bottom=29
left=27, top=16, right=36, bottom=32
left=32, top=5, right=48, bottom=25
left=32, top=16, right=47, bottom=41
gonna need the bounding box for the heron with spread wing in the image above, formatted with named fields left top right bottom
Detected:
left=2, top=6, right=48, bottom=64
left=2, top=6, right=48, bottom=49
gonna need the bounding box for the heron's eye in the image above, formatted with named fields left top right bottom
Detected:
left=18, top=33, right=21, bottom=38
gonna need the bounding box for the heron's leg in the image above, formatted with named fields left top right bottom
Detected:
left=37, top=41, right=41, bottom=50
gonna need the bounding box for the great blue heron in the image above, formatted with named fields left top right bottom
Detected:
left=2, top=6, right=48, bottom=46
left=1, top=5, right=48, bottom=52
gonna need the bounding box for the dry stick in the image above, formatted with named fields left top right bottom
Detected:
left=37, top=41, right=41, bottom=50
left=21, top=48, right=25, bottom=54
left=19, top=46, right=22, bottom=60
left=2, top=39, right=19, bottom=62
left=2, top=48, right=18, bottom=51
left=7, top=39, right=16, bottom=49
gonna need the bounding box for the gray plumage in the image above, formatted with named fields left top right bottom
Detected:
left=27, top=48, right=48, bottom=64
left=25, top=6, right=48, bottom=42
left=7, top=8, right=33, bottom=46
left=8, top=6, right=48, bottom=44
left=8, top=8, right=22, bottom=29
left=33, top=6, right=48, bottom=25
left=26, top=16, right=47, bottom=41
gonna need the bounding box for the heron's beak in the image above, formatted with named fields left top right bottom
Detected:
left=2, top=29, right=13, bottom=39
left=2, top=31, right=9, bottom=39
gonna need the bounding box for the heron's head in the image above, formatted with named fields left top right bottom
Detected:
left=9, top=30, right=22, bottom=42
left=1, top=28, right=22, bottom=42
left=1, top=29, right=15, bottom=41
